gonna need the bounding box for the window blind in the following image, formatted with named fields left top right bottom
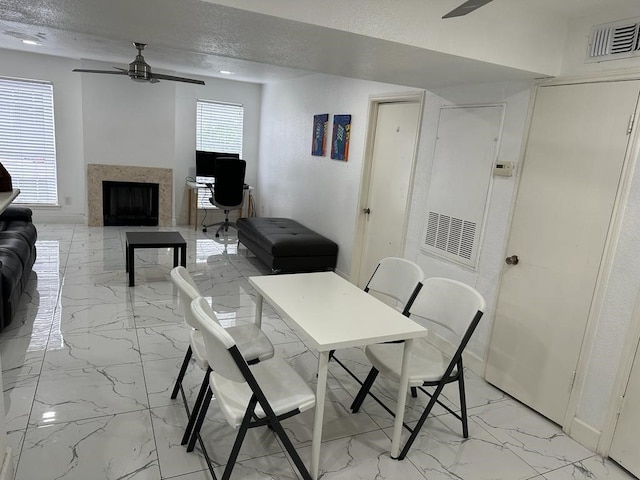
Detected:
left=195, top=100, right=244, bottom=207
left=196, top=101, right=244, bottom=156
left=0, top=77, right=58, bottom=205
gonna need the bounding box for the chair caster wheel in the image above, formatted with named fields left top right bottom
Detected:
left=215, top=233, right=220, bottom=238
left=202, top=228, right=207, bottom=233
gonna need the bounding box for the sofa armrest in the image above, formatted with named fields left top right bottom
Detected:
left=0, top=206, right=33, bottom=223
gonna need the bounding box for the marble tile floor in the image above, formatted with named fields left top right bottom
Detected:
left=0, top=224, right=635, bottom=480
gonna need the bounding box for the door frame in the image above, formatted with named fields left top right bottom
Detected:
left=501, top=72, right=640, bottom=449
left=350, top=91, right=425, bottom=284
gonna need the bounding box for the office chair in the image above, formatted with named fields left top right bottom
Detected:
left=202, top=157, right=246, bottom=237
left=351, top=277, right=485, bottom=459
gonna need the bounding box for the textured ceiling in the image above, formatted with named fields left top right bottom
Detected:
left=0, top=0, right=638, bottom=88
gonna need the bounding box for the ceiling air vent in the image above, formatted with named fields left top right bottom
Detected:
left=587, top=18, right=640, bottom=62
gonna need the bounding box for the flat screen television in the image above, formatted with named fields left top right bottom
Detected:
left=195, top=150, right=240, bottom=179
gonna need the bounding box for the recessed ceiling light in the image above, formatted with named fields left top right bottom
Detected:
left=22, top=40, right=41, bottom=46
left=219, top=70, right=235, bottom=75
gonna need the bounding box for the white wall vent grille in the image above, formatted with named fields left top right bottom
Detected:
left=425, top=212, right=476, bottom=260
left=587, top=18, right=640, bottom=62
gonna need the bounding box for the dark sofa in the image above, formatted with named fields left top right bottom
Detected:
left=0, top=206, right=37, bottom=330
left=236, top=217, right=337, bottom=273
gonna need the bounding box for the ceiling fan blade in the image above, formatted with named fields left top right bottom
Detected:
left=151, top=73, right=205, bottom=85
left=442, top=0, right=494, bottom=18
left=72, top=69, right=128, bottom=75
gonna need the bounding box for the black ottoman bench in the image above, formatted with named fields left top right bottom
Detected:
left=236, top=217, right=338, bottom=273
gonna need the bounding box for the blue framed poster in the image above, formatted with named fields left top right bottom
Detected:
left=312, top=114, right=329, bottom=156
left=331, top=114, right=351, bottom=161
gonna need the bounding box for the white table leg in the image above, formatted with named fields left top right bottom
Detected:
left=254, top=293, right=263, bottom=328
left=311, top=351, right=329, bottom=480
left=391, top=338, right=414, bottom=458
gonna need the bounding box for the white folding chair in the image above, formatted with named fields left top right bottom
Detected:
left=187, top=297, right=316, bottom=480
left=363, top=257, right=426, bottom=314
left=351, top=277, right=486, bottom=460
left=330, top=257, right=425, bottom=389
left=170, top=266, right=274, bottom=446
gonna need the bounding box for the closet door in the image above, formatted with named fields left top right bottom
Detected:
left=485, top=80, right=640, bottom=425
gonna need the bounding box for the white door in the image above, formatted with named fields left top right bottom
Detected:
left=357, top=101, right=421, bottom=286
left=610, top=340, right=640, bottom=476
left=485, top=80, right=640, bottom=425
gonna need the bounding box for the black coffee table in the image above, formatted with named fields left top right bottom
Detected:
left=125, top=231, right=187, bottom=286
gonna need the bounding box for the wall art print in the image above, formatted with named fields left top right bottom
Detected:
left=331, top=114, right=351, bottom=161
left=312, top=113, right=329, bottom=156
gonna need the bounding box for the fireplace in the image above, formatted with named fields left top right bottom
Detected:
left=87, top=164, right=172, bottom=226
left=102, top=180, right=159, bottom=226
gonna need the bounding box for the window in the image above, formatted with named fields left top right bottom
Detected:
left=195, top=100, right=244, bottom=207
left=196, top=100, right=244, bottom=156
left=0, top=77, right=58, bottom=205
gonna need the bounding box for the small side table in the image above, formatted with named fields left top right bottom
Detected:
left=125, top=231, right=187, bottom=286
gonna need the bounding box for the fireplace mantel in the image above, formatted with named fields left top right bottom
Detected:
left=87, top=164, right=172, bottom=226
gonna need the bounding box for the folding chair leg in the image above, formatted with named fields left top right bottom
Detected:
left=269, top=416, right=312, bottom=480
left=187, top=387, right=213, bottom=452
left=221, top=397, right=257, bottom=480
left=181, top=367, right=211, bottom=445
left=398, top=382, right=446, bottom=460
left=457, top=361, right=469, bottom=438
left=351, top=367, right=379, bottom=412
left=171, top=345, right=193, bottom=399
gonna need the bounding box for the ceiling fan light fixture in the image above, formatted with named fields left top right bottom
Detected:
left=72, top=42, right=205, bottom=85
left=128, top=43, right=152, bottom=81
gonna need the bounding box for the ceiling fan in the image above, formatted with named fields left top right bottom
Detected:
left=442, top=0, right=494, bottom=18
left=73, top=42, right=205, bottom=85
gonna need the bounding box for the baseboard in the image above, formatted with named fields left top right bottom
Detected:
left=568, top=417, right=601, bottom=452
left=31, top=212, right=85, bottom=224
left=334, top=267, right=348, bottom=279
left=0, top=447, right=14, bottom=480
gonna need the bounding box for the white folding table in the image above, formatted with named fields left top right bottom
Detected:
left=249, top=271, right=428, bottom=480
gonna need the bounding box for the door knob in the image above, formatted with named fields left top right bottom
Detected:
left=362, top=208, right=371, bottom=214
left=505, top=255, right=519, bottom=265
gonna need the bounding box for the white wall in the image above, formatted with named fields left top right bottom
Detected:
left=80, top=63, right=177, bottom=171
left=0, top=50, right=262, bottom=226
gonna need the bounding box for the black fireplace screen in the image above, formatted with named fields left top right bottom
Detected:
left=102, top=181, right=159, bottom=226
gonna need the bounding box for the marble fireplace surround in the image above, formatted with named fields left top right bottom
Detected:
left=87, top=164, right=173, bottom=226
